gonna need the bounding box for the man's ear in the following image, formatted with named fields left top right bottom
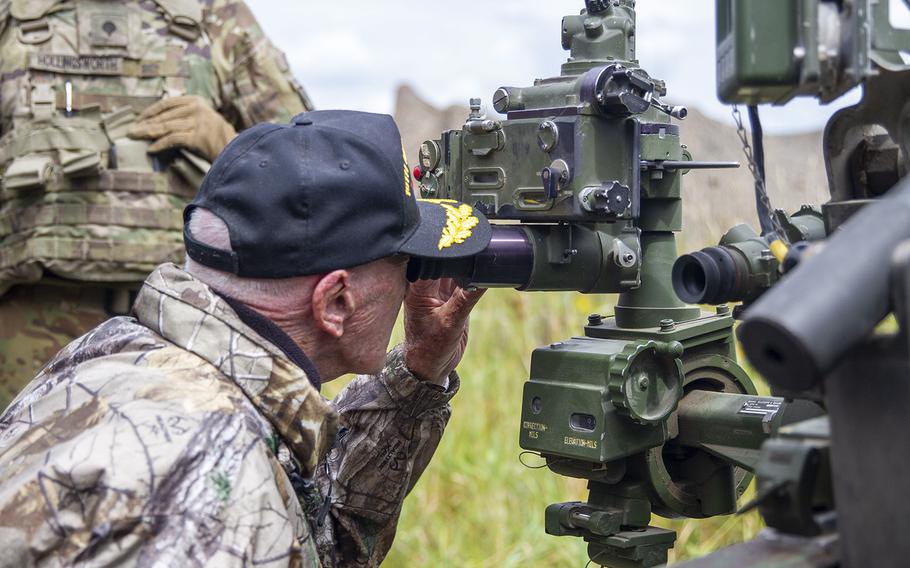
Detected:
left=311, top=270, right=355, bottom=338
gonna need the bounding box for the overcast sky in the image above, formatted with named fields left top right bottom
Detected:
left=247, top=1, right=891, bottom=135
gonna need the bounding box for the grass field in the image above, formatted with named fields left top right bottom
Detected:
left=324, top=288, right=766, bottom=567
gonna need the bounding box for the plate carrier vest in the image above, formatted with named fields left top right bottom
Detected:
left=0, top=0, right=220, bottom=295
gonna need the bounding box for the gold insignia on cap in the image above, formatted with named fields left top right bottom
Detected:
left=402, top=146, right=411, bottom=197
left=437, top=203, right=479, bottom=250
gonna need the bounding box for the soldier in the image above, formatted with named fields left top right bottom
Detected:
left=0, top=111, right=491, bottom=566
left=0, top=0, right=312, bottom=410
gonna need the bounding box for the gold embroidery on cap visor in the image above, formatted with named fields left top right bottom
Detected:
left=402, top=146, right=411, bottom=197
left=437, top=203, right=479, bottom=250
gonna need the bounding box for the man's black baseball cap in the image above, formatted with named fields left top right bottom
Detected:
left=183, top=110, right=491, bottom=278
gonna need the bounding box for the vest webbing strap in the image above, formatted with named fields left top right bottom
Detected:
left=54, top=91, right=162, bottom=114
left=9, top=0, right=57, bottom=21
left=1, top=170, right=197, bottom=198
left=0, top=204, right=183, bottom=237
left=2, top=121, right=109, bottom=157
left=50, top=170, right=195, bottom=196
left=0, top=237, right=181, bottom=268
left=152, top=0, right=202, bottom=39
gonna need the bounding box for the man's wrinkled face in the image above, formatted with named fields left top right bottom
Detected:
left=341, top=255, right=409, bottom=374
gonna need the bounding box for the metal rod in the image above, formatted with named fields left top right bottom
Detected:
left=640, top=160, right=740, bottom=170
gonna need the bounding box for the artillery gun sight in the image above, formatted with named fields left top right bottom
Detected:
left=410, top=2, right=822, bottom=566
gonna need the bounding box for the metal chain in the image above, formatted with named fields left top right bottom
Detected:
left=731, top=105, right=790, bottom=244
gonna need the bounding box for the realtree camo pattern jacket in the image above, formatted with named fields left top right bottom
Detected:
left=0, top=263, right=458, bottom=567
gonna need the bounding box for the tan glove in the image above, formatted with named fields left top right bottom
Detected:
left=127, top=95, right=237, bottom=161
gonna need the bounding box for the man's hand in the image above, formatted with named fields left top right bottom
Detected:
left=403, top=279, right=485, bottom=386
left=127, top=96, right=237, bottom=161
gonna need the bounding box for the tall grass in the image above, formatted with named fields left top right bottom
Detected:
left=324, top=289, right=764, bottom=566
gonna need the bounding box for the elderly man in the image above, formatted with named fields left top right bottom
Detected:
left=0, top=111, right=492, bottom=567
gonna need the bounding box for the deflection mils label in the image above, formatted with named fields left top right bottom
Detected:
left=738, top=398, right=782, bottom=417
left=523, top=421, right=548, bottom=440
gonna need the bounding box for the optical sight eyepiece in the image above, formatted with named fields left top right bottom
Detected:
left=407, top=224, right=641, bottom=294
left=672, top=247, right=741, bottom=305
left=407, top=226, right=533, bottom=288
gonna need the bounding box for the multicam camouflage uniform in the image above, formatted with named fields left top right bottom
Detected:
left=0, top=0, right=312, bottom=409
left=0, top=263, right=456, bottom=566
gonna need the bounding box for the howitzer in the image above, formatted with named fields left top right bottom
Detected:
left=671, top=1, right=910, bottom=567
left=409, top=2, right=823, bottom=566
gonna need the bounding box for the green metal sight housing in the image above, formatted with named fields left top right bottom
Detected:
left=672, top=206, right=826, bottom=307
left=410, top=2, right=817, bottom=566
left=717, top=0, right=910, bottom=106
left=717, top=0, right=868, bottom=105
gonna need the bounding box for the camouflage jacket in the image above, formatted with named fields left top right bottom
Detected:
left=0, top=263, right=458, bottom=567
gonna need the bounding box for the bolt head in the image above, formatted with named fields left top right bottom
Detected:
left=492, top=88, right=509, bottom=113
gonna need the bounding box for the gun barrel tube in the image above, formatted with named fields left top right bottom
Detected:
left=675, top=391, right=784, bottom=451
left=675, top=391, right=824, bottom=455
left=739, top=175, right=910, bottom=391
